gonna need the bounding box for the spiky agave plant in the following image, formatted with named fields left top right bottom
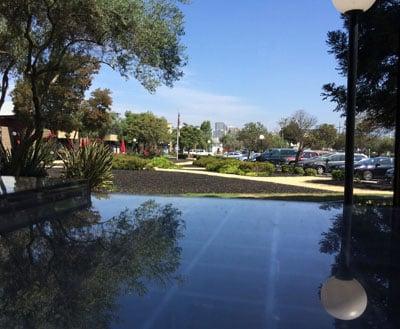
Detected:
left=0, top=139, right=56, bottom=177
left=59, top=142, right=113, bottom=190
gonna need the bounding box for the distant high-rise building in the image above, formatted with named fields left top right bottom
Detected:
left=228, top=126, right=240, bottom=135
left=214, top=122, right=228, bottom=140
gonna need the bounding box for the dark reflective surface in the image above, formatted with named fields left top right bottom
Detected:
left=0, top=176, right=82, bottom=195
left=1, top=195, right=400, bottom=328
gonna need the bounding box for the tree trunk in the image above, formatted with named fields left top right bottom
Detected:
left=295, top=142, right=304, bottom=163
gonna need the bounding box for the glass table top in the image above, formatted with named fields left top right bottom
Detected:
left=0, top=195, right=399, bottom=329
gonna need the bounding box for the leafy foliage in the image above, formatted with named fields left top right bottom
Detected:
left=237, top=122, right=268, bottom=154
left=281, top=164, right=295, bottom=174
left=279, top=110, right=317, bottom=162
left=59, top=142, right=113, bottom=189
left=332, top=169, right=345, bottom=181
left=322, top=0, right=400, bottom=129
left=122, top=111, right=171, bottom=152
left=0, top=0, right=187, bottom=165
left=112, top=155, right=150, bottom=171
left=294, top=167, right=305, bottom=176
left=0, top=139, right=56, bottom=177
left=194, top=157, right=275, bottom=176
left=304, top=168, right=318, bottom=176
left=79, top=88, right=114, bottom=138
left=147, top=157, right=176, bottom=169
left=0, top=200, right=184, bottom=327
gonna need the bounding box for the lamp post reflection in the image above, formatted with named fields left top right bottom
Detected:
left=321, top=206, right=368, bottom=321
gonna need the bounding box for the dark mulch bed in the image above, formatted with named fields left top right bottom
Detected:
left=112, top=170, right=327, bottom=195
left=311, top=179, right=392, bottom=191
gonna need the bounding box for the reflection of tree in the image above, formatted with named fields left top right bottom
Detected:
left=0, top=200, right=184, bottom=328
left=319, top=206, right=400, bottom=329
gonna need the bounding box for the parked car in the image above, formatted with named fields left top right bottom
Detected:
left=297, top=153, right=368, bottom=175
left=285, top=150, right=323, bottom=164
left=191, top=149, right=213, bottom=156
left=353, top=157, right=394, bottom=180
left=224, top=151, right=243, bottom=159
left=240, top=152, right=261, bottom=162
left=256, top=148, right=298, bottom=165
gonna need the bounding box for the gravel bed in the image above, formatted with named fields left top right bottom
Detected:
left=112, top=170, right=327, bottom=195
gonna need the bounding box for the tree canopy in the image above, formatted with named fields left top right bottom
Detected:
left=280, top=110, right=317, bottom=161
left=122, top=111, right=171, bottom=152
left=80, top=88, right=114, bottom=138
left=322, top=0, right=400, bottom=130
left=237, top=122, right=268, bottom=155
left=0, top=0, right=187, bottom=172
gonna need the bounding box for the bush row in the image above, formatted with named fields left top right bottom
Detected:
left=112, top=155, right=176, bottom=170
left=193, top=157, right=320, bottom=177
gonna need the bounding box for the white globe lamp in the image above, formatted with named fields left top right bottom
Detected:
left=332, top=0, right=377, bottom=13
left=321, top=276, right=367, bottom=320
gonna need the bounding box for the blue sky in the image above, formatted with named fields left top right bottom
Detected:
left=91, top=0, right=347, bottom=131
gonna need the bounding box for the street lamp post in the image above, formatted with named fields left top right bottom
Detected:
left=331, top=0, right=376, bottom=206
left=394, top=23, right=400, bottom=208
left=132, top=138, right=137, bottom=153
left=259, top=134, right=265, bottom=153
left=207, top=139, right=211, bottom=153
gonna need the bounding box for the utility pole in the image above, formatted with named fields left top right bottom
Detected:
left=176, top=112, right=180, bottom=161
left=393, top=23, right=400, bottom=208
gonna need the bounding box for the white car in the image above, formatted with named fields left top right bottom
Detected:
left=191, top=149, right=213, bottom=156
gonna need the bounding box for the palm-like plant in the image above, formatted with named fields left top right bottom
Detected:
left=0, top=139, right=56, bottom=177
left=59, top=142, right=113, bottom=190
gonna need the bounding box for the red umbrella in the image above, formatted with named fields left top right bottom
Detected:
left=120, top=139, right=126, bottom=154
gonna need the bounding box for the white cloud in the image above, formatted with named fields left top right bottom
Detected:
left=155, top=86, right=263, bottom=127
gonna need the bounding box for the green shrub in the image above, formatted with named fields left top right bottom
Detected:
left=294, top=167, right=305, bottom=176
left=193, top=156, right=218, bottom=168
left=147, top=157, right=176, bottom=169
left=281, top=164, right=295, bottom=174
left=0, top=139, right=56, bottom=177
left=218, top=164, right=243, bottom=175
left=332, top=169, right=345, bottom=181
left=178, top=153, right=188, bottom=160
left=112, top=155, right=149, bottom=170
left=238, top=162, right=275, bottom=176
left=59, top=142, right=113, bottom=189
left=304, top=168, right=318, bottom=176
left=205, top=159, right=230, bottom=172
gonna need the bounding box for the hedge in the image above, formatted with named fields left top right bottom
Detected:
left=332, top=169, right=345, bottom=181
left=112, top=155, right=150, bottom=170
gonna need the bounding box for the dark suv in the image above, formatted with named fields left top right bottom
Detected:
left=256, top=148, right=298, bottom=165
left=297, top=153, right=368, bottom=174
left=354, top=157, right=394, bottom=180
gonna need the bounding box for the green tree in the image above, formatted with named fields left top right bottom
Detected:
left=309, top=124, right=338, bottom=149
left=220, top=132, right=243, bottom=151
left=80, top=88, right=113, bottom=138
left=279, top=110, right=317, bottom=162
left=11, top=56, right=98, bottom=135
left=199, top=121, right=212, bottom=149
left=322, top=0, right=400, bottom=129
left=237, top=122, right=268, bottom=157
left=122, top=112, right=171, bottom=153
left=178, top=124, right=203, bottom=154
left=0, top=0, right=187, bottom=174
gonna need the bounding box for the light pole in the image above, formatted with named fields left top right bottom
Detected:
left=207, top=139, right=211, bottom=153
left=331, top=0, right=376, bottom=206
left=132, top=138, right=137, bottom=153
left=394, top=22, right=400, bottom=208
left=259, top=134, right=265, bottom=153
